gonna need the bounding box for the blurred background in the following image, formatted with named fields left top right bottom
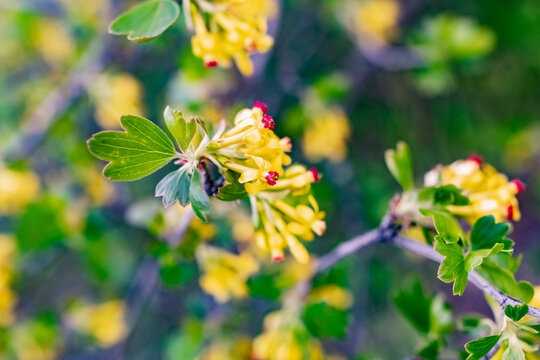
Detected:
left=1, top=0, right=540, bottom=359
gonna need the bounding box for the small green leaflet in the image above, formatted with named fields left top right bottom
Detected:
left=420, top=208, right=464, bottom=244
left=303, top=302, right=349, bottom=339
left=470, top=216, right=512, bottom=251
left=155, top=167, right=192, bottom=207
left=218, top=171, right=247, bottom=201
left=504, top=304, right=529, bottom=322
left=434, top=235, right=469, bottom=295
left=464, top=334, right=501, bottom=360
left=190, top=169, right=211, bottom=222
left=109, top=0, right=180, bottom=42
left=164, top=106, right=196, bottom=153
left=88, top=115, right=177, bottom=181
left=385, top=141, right=414, bottom=190
left=477, top=259, right=534, bottom=303
left=393, top=279, right=432, bottom=335
left=418, top=184, right=469, bottom=206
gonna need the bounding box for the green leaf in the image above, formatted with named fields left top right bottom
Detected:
left=420, top=209, right=464, bottom=244
left=504, top=304, right=529, bottom=322
left=303, top=302, right=349, bottom=339
left=155, top=167, right=192, bottom=207
left=218, top=171, right=247, bottom=201
left=418, top=185, right=469, bottom=207
left=385, top=141, right=414, bottom=190
left=88, top=115, right=177, bottom=181
left=109, top=0, right=180, bottom=42
left=189, top=169, right=211, bottom=221
left=470, top=216, right=512, bottom=251
left=434, top=235, right=468, bottom=295
left=164, top=106, right=197, bottom=152
left=502, top=340, right=525, bottom=360
left=429, top=294, right=453, bottom=336
left=418, top=340, right=439, bottom=360
left=393, top=279, right=432, bottom=335
left=464, top=334, right=501, bottom=360
left=477, top=260, right=534, bottom=303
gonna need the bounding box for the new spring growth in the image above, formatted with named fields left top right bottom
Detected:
left=88, top=102, right=325, bottom=263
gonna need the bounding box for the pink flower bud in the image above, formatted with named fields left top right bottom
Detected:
left=253, top=101, right=268, bottom=114
left=467, top=154, right=483, bottom=167
left=261, top=115, right=275, bottom=130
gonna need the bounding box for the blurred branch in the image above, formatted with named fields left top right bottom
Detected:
left=311, top=217, right=540, bottom=319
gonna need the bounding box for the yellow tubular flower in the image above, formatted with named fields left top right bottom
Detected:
left=426, top=155, right=524, bottom=223
left=188, top=0, right=276, bottom=75
left=309, top=284, right=353, bottom=310
left=353, top=0, right=401, bottom=46
left=302, top=108, right=351, bottom=163
left=197, top=245, right=259, bottom=302
left=0, top=167, right=41, bottom=215
left=0, top=235, right=16, bottom=327
left=67, top=300, right=128, bottom=347
left=253, top=310, right=325, bottom=360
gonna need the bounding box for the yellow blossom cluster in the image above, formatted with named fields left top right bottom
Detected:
left=309, top=284, right=353, bottom=310
left=196, top=245, right=259, bottom=303
left=189, top=0, right=276, bottom=75
left=0, top=167, right=41, bottom=215
left=67, top=300, right=128, bottom=347
left=253, top=310, right=325, bottom=360
left=209, top=103, right=326, bottom=264
left=89, top=73, right=144, bottom=129
left=302, top=107, right=351, bottom=163
left=424, top=155, right=523, bottom=223
left=0, top=235, right=17, bottom=327
left=347, top=0, right=401, bottom=47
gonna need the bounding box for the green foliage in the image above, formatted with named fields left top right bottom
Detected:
left=87, top=115, right=177, bottom=181
left=384, top=141, right=414, bottom=190
left=189, top=168, right=211, bottom=221
left=217, top=171, right=248, bottom=201
left=504, top=304, right=529, bottom=322
left=477, top=260, right=534, bottom=303
left=164, top=106, right=197, bottom=153
left=109, top=0, right=180, bottom=42
left=418, top=185, right=469, bottom=207
left=464, top=334, right=501, bottom=360
left=419, top=209, right=464, bottom=244
left=155, top=167, right=192, bottom=207
left=303, top=302, right=349, bottom=339
left=470, top=216, right=512, bottom=252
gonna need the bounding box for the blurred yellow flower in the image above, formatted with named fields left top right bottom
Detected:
left=197, top=245, right=259, bottom=302
left=425, top=156, right=523, bottom=223
left=189, top=0, right=276, bottom=75
left=309, top=284, right=353, bottom=310
left=253, top=310, right=325, bottom=360
left=0, top=234, right=17, bottom=327
left=351, top=0, right=401, bottom=46
left=198, top=336, right=252, bottom=360
left=67, top=300, right=128, bottom=347
left=0, top=167, right=41, bottom=215
left=11, top=322, right=60, bottom=360
left=31, top=19, right=76, bottom=68
left=80, top=166, right=115, bottom=206
left=89, top=73, right=144, bottom=129
left=302, top=107, right=350, bottom=163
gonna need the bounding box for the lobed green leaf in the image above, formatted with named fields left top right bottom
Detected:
left=385, top=141, right=414, bottom=190
left=190, top=169, right=211, bottom=221
left=465, top=334, right=501, bottom=360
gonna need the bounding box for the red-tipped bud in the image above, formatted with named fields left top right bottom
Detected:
left=280, top=137, right=292, bottom=152
left=253, top=101, right=268, bottom=114
left=205, top=60, right=218, bottom=68
left=309, top=168, right=320, bottom=183
left=272, top=254, right=285, bottom=262
left=246, top=39, right=257, bottom=53
left=511, top=179, right=525, bottom=194
left=467, top=154, right=483, bottom=167
left=261, top=115, right=275, bottom=130
left=507, top=205, right=514, bottom=221
left=265, top=171, right=280, bottom=186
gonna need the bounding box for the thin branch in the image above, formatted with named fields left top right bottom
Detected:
left=314, top=226, right=540, bottom=319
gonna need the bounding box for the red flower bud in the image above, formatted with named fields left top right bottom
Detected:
left=205, top=60, right=218, bottom=68
left=507, top=205, right=514, bottom=221
left=511, top=179, right=525, bottom=194
left=253, top=101, right=268, bottom=114
left=309, top=168, right=320, bottom=183
left=467, top=154, right=483, bottom=167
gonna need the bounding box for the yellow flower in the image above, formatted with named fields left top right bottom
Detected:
left=199, top=336, right=253, bottom=360
left=253, top=310, right=325, bottom=360
left=309, top=284, right=353, bottom=310
left=0, top=234, right=16, bottom=327
left=11, top=321, right=60, bottom=360
left=426, top=155, right=524, bottom=223
left=197, top=245, right=259, bottom=302
left=0, top=167, right=41, bottom=215
left=352, top=0, right=401, bottom=46
left=530, top=286, right=540, bottom=308
left=32, top=19, right=75, bottom=68
left=189, top=0, right=276, bottom=75
left=67, top=300, right=128, bottom=347
left=89, top=73, right=144, bottom=129
left=302, top=107, right=351, bottom=163
left=224, top=156, right=281, bottom=195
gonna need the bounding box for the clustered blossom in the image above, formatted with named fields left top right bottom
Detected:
left=0, top=235, right=16, bottom=327
left=425, top=155, right=524, bottom=223
left=196, top=245, right=259, bottom=303
left=189, top=0, right=276, bottom=75
left=208, top=103, right=326, bottom=264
